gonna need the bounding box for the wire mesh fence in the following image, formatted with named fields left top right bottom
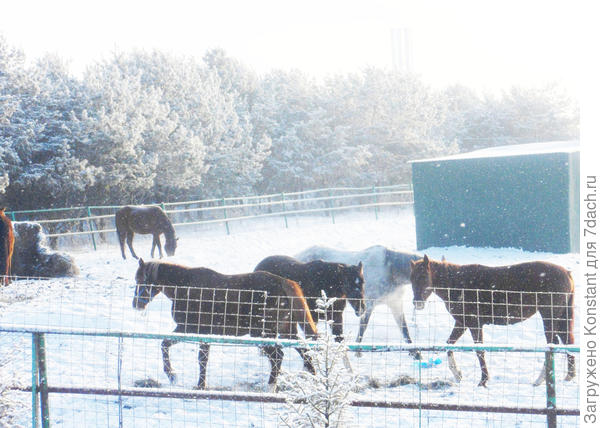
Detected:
left=0, top=275, right=580, bottom=427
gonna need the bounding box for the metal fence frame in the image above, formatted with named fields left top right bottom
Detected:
left=1, top=326, right=579, bottom=428
left=6, top=184, right=413, bottom=250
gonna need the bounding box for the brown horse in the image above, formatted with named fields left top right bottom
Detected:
left=115, top=206, right=177, bottom=260
left=133, top=259, right=318, bottom=390
left=410, top=255, right=576, bottom=387
left=0, top=208, right=15, bottom=286
left=254, top=255, right=365, bottom=342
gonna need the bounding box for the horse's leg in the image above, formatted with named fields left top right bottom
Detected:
left=155, top=234, right=163, bottom=259
left=330, top=300, right=345, bottom=342
left=469, top=327, right=488, bottom=387
left=354, top=302, right=374, bottom=357
left=388, top=300, right=421, bottom=360
left=197, top=343, right=210, bottom=389
left=558, top=296, right=577, bottom=382
left=117, top=229, right=127, bottom=259
left=534, top=315, right=573, bottom=386
left=446, top=323, right=467, bottom=383
left=330, top=301, right=353, bottom=373
left=161, top=338, right=180, bottom=384
left=126, top=231, right=138, bottom=259
left=262, top=345, right=284, bottom=392
left=151, top=235, right=157, bottom=258
left=564, top=315, right=577, bottom=381
left=294, top=347, right=316, bottom=374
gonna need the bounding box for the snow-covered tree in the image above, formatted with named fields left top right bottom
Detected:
left=278, top=292, right=357, bottom=428
left=0, top=36, right=28, bottom=197
left=0, top=41, right=97, bottom=208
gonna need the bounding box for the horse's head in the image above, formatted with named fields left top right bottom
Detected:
left=165, top=236, right=178, bottom=257
left=410, top=255, right=434, bottom=310
left=343, top=261, right=366, bottom=317
left=133, top=258, right=161, bottom=310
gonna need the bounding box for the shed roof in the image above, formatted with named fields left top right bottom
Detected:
left=410, top=140, right=579, bottom=163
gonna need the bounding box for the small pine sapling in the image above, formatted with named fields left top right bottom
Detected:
left=278, top=291, right=358, bottom=428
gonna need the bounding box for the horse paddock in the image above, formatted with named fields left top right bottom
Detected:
left=0, top=212, right=580, bottom=427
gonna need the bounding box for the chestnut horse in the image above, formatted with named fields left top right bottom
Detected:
left=116, top=206, right=177, bottom=260
left=0, top=208, right=15, bottom=285
left=133, top=259, right=318, bottom=390
left=410, top=255, right=575, bottom=387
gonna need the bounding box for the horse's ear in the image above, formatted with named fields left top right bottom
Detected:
left=441, top=255, right=446, bottom=262
left=357, top=261, right=363, bottom=272
left=410, top=260, right=416, bottom=269
left=139, top=258, right=145, bottom=267
left=423, top=254, right=429, bottom=267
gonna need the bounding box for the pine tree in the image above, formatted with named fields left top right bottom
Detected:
left=278, top=292, right=357, bottom=428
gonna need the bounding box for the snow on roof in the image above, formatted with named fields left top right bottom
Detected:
left=410, top=140, right=579, bottom=163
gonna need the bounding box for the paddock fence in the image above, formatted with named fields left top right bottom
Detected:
left=5, top=184, right=413, bottom=250
left=0, top=277, right=580, bottom=427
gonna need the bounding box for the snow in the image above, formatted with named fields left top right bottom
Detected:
left=0, top=208, right=580, bottom=427
left=410, top=140, right=579, bottom=163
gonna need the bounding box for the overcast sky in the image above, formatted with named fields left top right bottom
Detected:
left=1, top=0, right=593, bottom=95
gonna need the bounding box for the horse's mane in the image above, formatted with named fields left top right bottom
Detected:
left=386, top=249, right=421, bottom=276
left=144, top=261, right=162, bottom=284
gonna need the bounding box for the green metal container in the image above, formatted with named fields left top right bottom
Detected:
left=411, top=141, right=580, bottom=253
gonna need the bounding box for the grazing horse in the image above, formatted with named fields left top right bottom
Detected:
left=133, top=259, right=317, bottom=390
left=254, top=255, right=365, bottom=342
left=410, top=255, right=576, bottom=387
left=0, top=208, right=15, bottom=286
left=296, top=245, right=421, bottom=359
left=116, top=206, right=177, bottom=260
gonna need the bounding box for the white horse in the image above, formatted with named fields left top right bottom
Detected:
left=296, top=245, right=421, bottom=359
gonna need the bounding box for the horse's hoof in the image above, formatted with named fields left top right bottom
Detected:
left=564, top=373, right=576, bottom=382
left=167, top=374, right=177, bottom=384
left=478, top=380, right=488, bottom=387
left=409, top=349, right=422, bottom=360
left=354, top=350, right=363, bottom=358
left=450, top=370, right=462, bottom=383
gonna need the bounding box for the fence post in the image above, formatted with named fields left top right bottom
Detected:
left=329, top=190, right=336, bottom=224
left=545, top=349, right=557, bottom=428
left=372, top=186, right=379, bottom=220
left=117, top=336, right=124, bottom=428
left=31, top=334, right=39, bottom=428
left=281, top=193, right=288, bottom=228
left=222, top=199, right=230, bottom=235
left=33, top=333, right=50, bottom=428
left=86, top=207, right=97, bottom=251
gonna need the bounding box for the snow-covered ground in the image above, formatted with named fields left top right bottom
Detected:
left=0, top=208, right=580, bottom=427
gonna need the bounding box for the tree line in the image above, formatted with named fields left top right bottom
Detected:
left=0, top=35, right=579, bottom=210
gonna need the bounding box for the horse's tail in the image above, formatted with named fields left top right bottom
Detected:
left=283, top=278, right=318, bottom=339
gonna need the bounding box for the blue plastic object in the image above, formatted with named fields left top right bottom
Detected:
left=417, top=357, right=442, bottom=368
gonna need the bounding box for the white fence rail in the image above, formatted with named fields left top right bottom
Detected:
left=8, top=184, right=413, bottom=249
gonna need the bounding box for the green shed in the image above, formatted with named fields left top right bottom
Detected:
left=410, top=141, right=579, bottom=254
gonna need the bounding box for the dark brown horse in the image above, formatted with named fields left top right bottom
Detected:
left=133, top=259, right=318, bottom=390
left=0, top=208, right=15, bottom=286
left=116, top=206, right=177, bottom=260
left=254, top=255, right=365, bottom=342
left=410, top=255, right=576, bottom=387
